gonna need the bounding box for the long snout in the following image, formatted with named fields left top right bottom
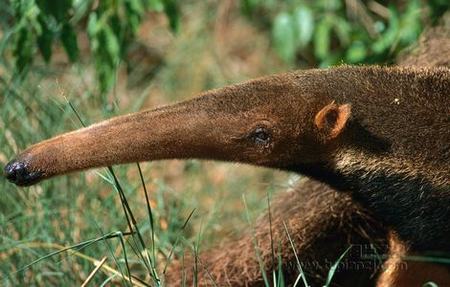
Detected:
left=4, top=103, right=231, bottom=186
left=3, top=74, right=293, bottom=186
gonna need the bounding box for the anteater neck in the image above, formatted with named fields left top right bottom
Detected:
left=291, top=161, right=450, bottom=253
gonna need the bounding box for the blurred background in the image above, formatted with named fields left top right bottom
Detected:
left=0, top=0, right=448, bottom=285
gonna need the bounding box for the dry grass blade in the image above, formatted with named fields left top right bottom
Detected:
left=2, top=241, right=148, bottom=287
left=81, top=256, right=107, bottom=287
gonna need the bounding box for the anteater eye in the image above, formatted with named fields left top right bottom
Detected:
left=251, top=127, right=271, bottom=145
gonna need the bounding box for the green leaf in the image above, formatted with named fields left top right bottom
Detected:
left=314, top=16, right=332, bottom=60
left=72, top=0, right=93, bottom=22
left=345, top=41, right=367, bottom=63
left=272, top=12, right=296, bottom=62
left=128, top=0, right=144, bottom=15
left=87, top=12, right=98, bottom=38
left=37, top=0, right=72, bottom=21
left=372, top=6, right=399, bottom=53
left=125, top=0, right=144, bottom=34
left=399, top=0, right=421, bottom=44
left=109, top=13, right=125, bottom=53
left=332, top=16, right=351, bottom=46
left=14, top=27, right=34, bottom=73
left=293, top=6, right=314, bottom=48
left=148, top=0, right=164, bottom=12
left=163, top=0, right=180, bottom=33
left=103, top=27, right=120, bottom=62
left=240, top=0, right=264, bottom=15
left=94, top=26, right=120, bottom=93
left=37, top=16, right=53, bottom=62
left=61, top=23, right=79, bottom=62
left=318, top=0, right=341, bottom=11
left=319, top=53, right=340, bottom=68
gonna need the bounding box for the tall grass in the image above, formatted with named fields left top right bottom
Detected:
left=0, top=3, right=288, bottom=284
left=0, top=69, right=286, bottom=286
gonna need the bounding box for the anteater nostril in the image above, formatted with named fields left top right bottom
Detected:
left=3, top=160, right=43, bottom=186
left=4, top=160, right=23, bottom=182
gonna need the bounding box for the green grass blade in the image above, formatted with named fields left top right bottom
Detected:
left=324, top=245, right=352, bottom=287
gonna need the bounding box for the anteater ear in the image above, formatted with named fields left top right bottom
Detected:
left=314, top=101, right=351, bottom=139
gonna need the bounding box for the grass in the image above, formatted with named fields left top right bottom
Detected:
left=0, top=4, right=290, bottom=284
left=0, top=73, right=286, bottom=286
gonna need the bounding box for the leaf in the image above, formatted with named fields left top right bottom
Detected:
left=293, top=6, right=314, bottom=48
left=37, top=16, right=53, bottom=62
left=345, top=41, right=367, bottom=63
left=240, top=0, right=262, bottom=16
left=319, top=53, right=340, bottom=68
left=87, top=12, right=98, bottom=38
left=128, top=0, right=144, bottom=15
left=399, top=0, right=421, bottom=44
left=272, top=12, right=296, bottom=62
left=125, top=0, right=144, bottom=35
left=11, top=0, right=41, bottom=74
left=61, top=23, right=79, bottom=62
left=109, top=13, right=126, bottom=54
left=314, top=16, right=332, bottom=60
left=163, top=0, right=180, bottom=33
left=94, top=26, right=120, bottom=93
left=13, top=27, right=34, bottom=73
left=148, top=0, right=164, bottom=12
left=371, top=6, right=399, bottom=54
left=103, top=27, right=120, bottom=62
left=332, top=16, right=351, bottom=46
left=72, top=0, right=93, bottom=22
left=38, top=0, right=72, bottom=21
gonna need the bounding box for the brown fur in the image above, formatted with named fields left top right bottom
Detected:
left=5, top=66, right=449, bottom=183
left=377, top=232, right=450, bottom=287
left=375, top=20, right=450, bottom=287
left=6, top=65, right=449, bottom=248
left=165, top=178, right=387, bottom=286
left=4, top=19, right=450, bottom=287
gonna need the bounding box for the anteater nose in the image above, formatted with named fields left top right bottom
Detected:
left=4, top=160, right=23, bottom=181
left=3, top=160, right=42, bottom=186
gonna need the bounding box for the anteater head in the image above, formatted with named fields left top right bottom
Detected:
left=4, top=69, right=358, bottom=186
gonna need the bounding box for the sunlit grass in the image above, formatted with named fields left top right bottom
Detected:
left=0, top=14, right=287, bottom=283
left=0, top=72, right=285, bottom=285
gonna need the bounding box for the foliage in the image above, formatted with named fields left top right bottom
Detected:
left=242, top=0, right=448, bottom=66
left=2, top=0, right=180, bottom=94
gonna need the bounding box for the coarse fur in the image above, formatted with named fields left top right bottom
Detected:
left=6, top=65, right=449, bottom=250
left=374, top=20, right=450, bottom=287
left=4, top=21, right=450, bottom=286
left=165, top=178, right=388, bottom=286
